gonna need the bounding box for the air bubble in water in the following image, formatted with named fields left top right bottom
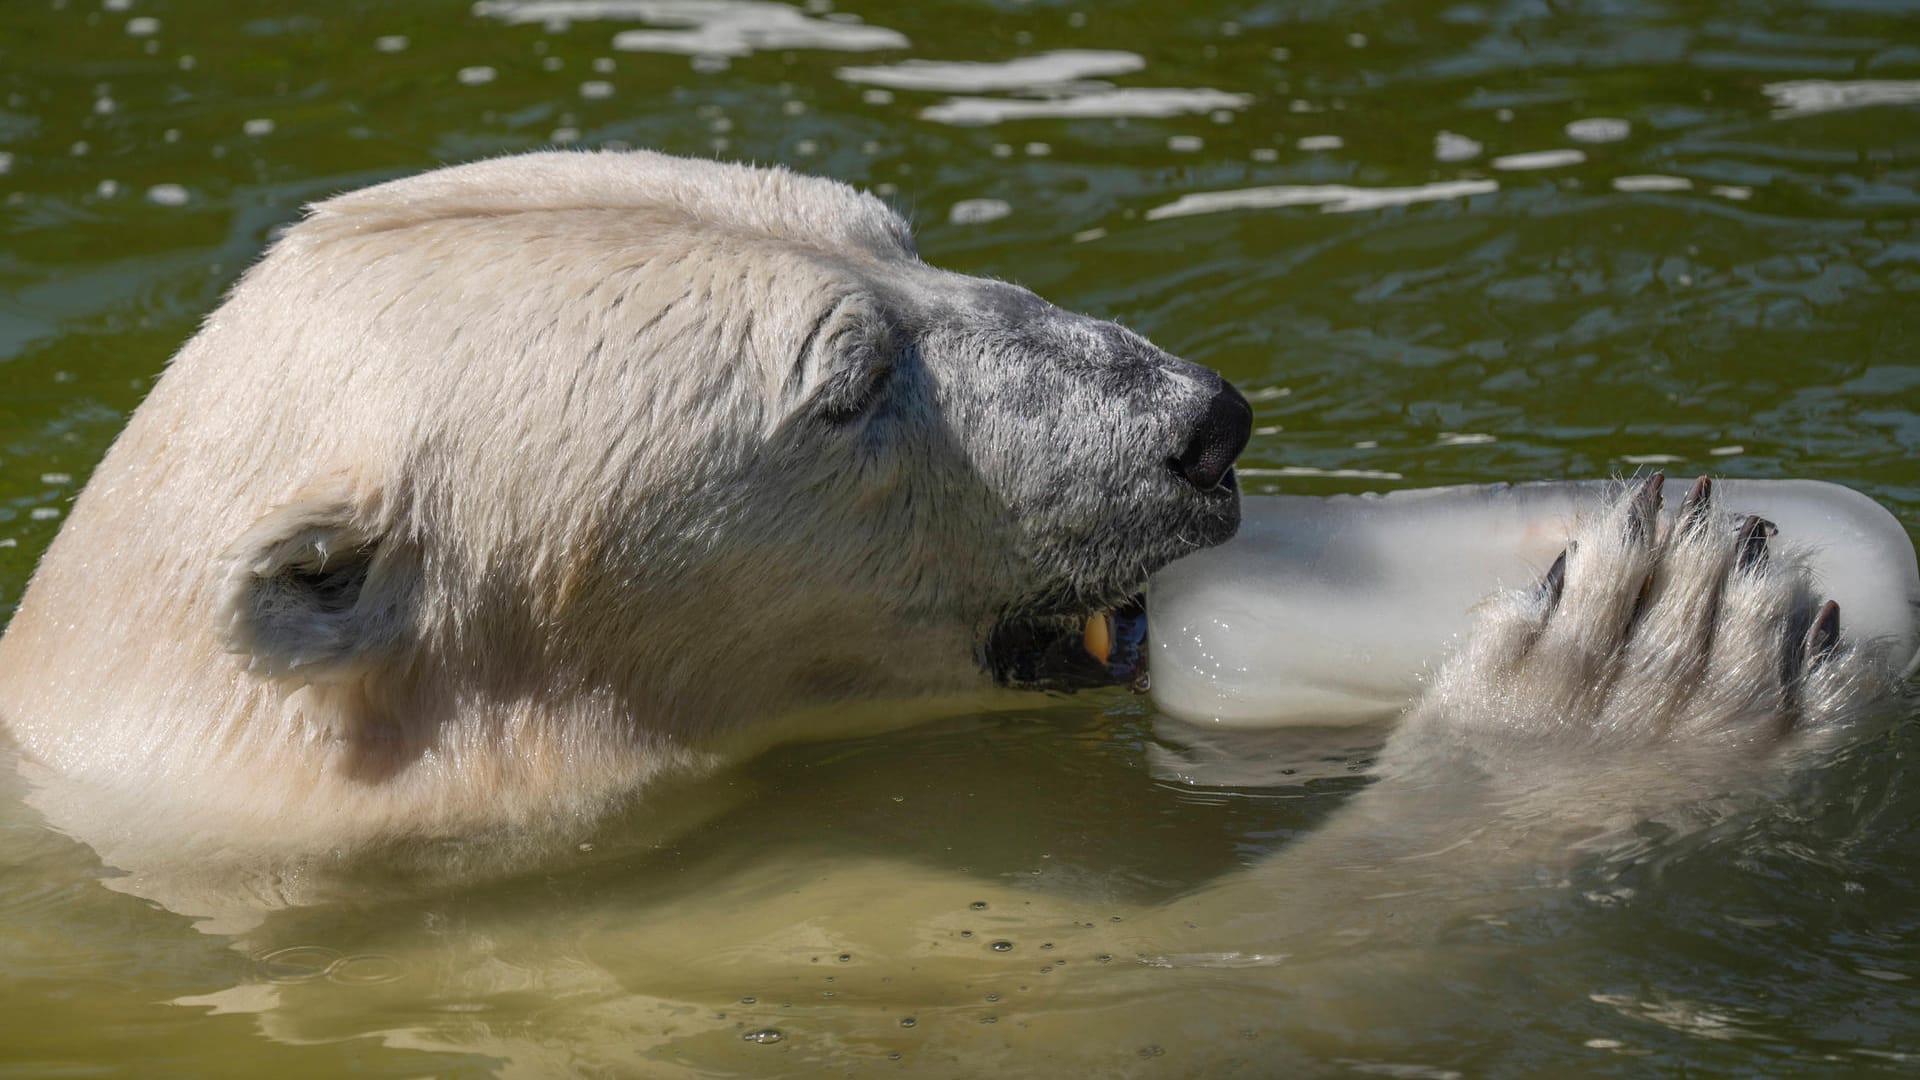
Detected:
left=741, top=1028, right=784, bottom=1044
left=990, top=940, right=1013, bottom=952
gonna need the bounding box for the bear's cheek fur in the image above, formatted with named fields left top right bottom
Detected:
left=741, top=392, right=1021, bottom=633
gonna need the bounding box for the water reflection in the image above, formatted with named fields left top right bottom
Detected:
left=1489, top=148, right=1586, bottom=170
left=1434, top=130, right=1483, bottom=161
left=1764, top=78, right=1920, bottom=117
left=921, top=87, right=1252, bottom=126
left=1565, top=117, right=1631, bottom=143
left=837, top=49, right=1145, bottom=92
left=1145, top=180, right=1498, bottom=220
left=1613, top=174, right=1695, bottom=192
left=473, top=0, right=909, bottom=55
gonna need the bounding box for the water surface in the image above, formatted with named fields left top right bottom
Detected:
left=3, top=0, right=1919, bottom=1075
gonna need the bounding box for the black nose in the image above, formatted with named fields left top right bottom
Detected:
left=1172, top=379, right=1252, bottom=491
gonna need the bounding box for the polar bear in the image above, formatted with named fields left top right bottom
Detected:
left=0, top=150, right=1250, bottom=866
left=0, top=151, right=1908, bottom=1070
left=0, top=151, right=1900, bottom=897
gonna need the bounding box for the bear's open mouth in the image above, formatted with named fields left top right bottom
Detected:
left=982, top=595, right=1149, bottom=693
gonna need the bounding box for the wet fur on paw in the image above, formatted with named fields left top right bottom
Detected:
left=1401, top=474, right=1904, bottom=764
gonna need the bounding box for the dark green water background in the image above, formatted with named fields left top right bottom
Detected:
left=3, top=0, right=1919, bottom=1075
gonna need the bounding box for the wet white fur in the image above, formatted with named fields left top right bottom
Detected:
left=1398, top=479, right=1895, bottom=768
left=0, top=150, right=1237, bottom=870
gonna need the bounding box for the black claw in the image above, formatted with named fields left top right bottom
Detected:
left=1735, top=515, right=1777, bottom=570
left=1640, top=470, right=1667, bottom=503
left=1805, top=599, right=1841, bottom=667
left=1541, top=549, right=1568, bottom=606
left=1627, top=471, right=1665, bottom=541
left=1679, top=475, right=1712, bottom=529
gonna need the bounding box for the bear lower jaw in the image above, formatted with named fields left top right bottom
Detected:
left=982, top=595, right=1150, bottom=693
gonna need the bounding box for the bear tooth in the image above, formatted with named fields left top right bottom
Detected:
left=1082, top=611, right=1112, bottom=666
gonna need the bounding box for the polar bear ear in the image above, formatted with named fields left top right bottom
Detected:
left=218, top=482, right=415, bottom=682
left=794, top=292, right=899, bottom=423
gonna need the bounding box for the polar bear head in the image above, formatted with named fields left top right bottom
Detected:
left=0, top=150, right=1247, bottom=831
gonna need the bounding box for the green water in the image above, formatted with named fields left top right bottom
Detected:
left=4, top=0, right=1920, bottom=1075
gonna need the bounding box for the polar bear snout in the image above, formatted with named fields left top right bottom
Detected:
left=1171, top=378, right=1252, bottom=493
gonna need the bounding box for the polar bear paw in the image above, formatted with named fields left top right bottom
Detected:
left=1410, top=473, right=1902, bottom=757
